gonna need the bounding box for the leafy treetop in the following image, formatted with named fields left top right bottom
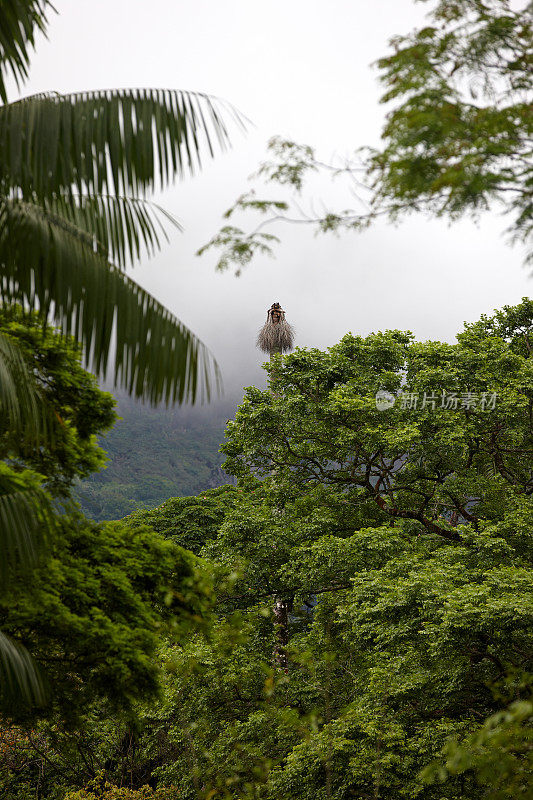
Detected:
left=222, top=298, right=533, bottom=544
left=199, top=0, right=532, bottom=272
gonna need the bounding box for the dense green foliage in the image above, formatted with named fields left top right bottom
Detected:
left=2, top=300, right=531, bottom=799
left=0, top=308, right=116, bottom=495
left=423, top=687, right=533, bottom=799
left=127, top=484, right=239, bottom=554
left=0, top=317, right=210, bottom=741
left=0, top=310, right=116, bottom=709
left=74, top=400, right=236, bottom=521
left=0, top=515, right=201, bottom=724
left=1, top=4, right=531, bottom=795
left=64, top=786, right=181, bottom=800
left=224, top=299, right=532, bottom=537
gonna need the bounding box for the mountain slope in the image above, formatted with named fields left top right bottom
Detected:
left=74, top=394, right=237, bottom=520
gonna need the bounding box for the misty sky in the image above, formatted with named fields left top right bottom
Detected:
left=15, top=0, right=531, bottom=402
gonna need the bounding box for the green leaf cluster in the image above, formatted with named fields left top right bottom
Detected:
left=371, top=0, right=533, bottom=257
left=199, top=0, right=532, bottom=272
left=0, top=315, right=211, bottom=736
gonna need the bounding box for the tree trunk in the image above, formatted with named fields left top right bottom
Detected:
left=273, top=596, right=292, bottom=672
left=265, top=324, right=294, bottom=673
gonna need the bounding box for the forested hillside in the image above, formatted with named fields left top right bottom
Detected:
left=74, top=395, right=238, bottom=520
left=3, top=299, right=532, bottom=800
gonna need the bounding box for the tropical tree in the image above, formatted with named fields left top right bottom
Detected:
left=0, top=0, right=244, bottom=706
left=0, top=329, right=55, bottom=710
left=35, top=300, right=527, bottom=800
left=223, top=301, right=532, bottom=537
left=0, top=312, right=217, bottom=722
left=0, top=0, right=245, bottom=403
left=199, top=0, right=532, bottom=271
left=154, top=301, right=533, bottom=799
left=2, top=302, right=532, bottom=798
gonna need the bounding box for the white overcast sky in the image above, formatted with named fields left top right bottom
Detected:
left=15, top=0, right=531, bottom=400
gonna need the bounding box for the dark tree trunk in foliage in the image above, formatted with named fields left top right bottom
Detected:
left=273, top=596, right=293, bottom=673
left=257, top=302, right=295, bottom=671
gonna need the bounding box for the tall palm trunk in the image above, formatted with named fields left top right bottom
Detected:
left=257, top=302, right=294, bottom=672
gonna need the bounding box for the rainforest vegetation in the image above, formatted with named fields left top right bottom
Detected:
left=1, top=1, right=532, bottom=799
left=1, top=297, right=533, bottom=799
left=73, top=397, right=235, bottom=521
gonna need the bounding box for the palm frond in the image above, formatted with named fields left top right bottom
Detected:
left=0, top=0, right=54, bottom=103
left=0, top=630, right=47, bottom=708
left=0, top=198, right=221, bottom=404
left=42, top=193, right=182, bottom=269
left=0, top=89, right=247, bottom=200
left=0, top=465, right=56, bottom=581
left=0, top=331, right=49, bottom=444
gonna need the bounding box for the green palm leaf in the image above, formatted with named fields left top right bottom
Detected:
left=0, top=198, right=221, bottom=404
left=42, top=193, right=182, bottom=269
left=0, top=1, right=53, bottom=103
left=0, top=89, right=246, bottom=200
left=0, top=89, right=245, bottom=403
left=0, top=465, right=56, bottom=580
left=0, top=330, right=51, bottom=445
left=0, top=631, right=46, bottom=708
left=0, top=464, right=54, bottom=708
